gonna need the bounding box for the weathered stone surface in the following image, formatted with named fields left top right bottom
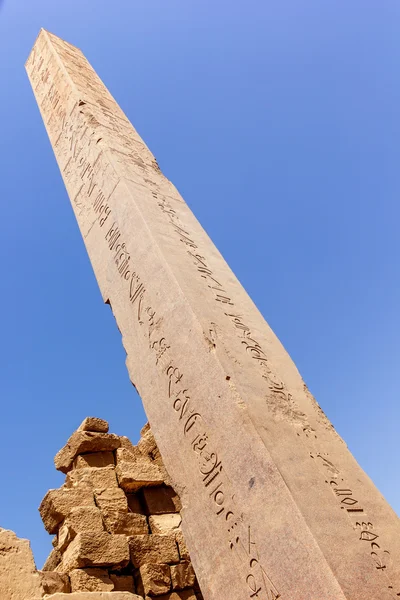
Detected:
left=120, top=436, right=140, bottom=452
left=173, top=532, right=190, bottom=562
left=66, top=466, right=118, bottom=489
left=140, top=563, right=171, bottom=596
left=69, top=567, right=114, bottom=592
left=58, top=506, right=104, bottom=551
left=129, top=534, right=179, bottom=567
left=78, top=417, right=109, bottom=433
left=140, top=423, right=151, bottom=437
left=39, top=486, right=95, bottom=533
left=55, top=431, right=121, bottom=473
left=152, top=591, right=196, bottom=600
left=39, top=570, right=71, bottom=594
left=43, top=547, right=62, bottom=571
left=110, top=574, right=135, bottom=592
left=170, top=562, right=195, bottom=590
left=116, top=459, right=164, bottom=491
left=27, top=29, right=400, bottom=600
left=142, top=487, right=181, bottom=515
left=137, top=429, right=157, bottom=458
left=94, top=487, right=128, bottom=515
left=115, top=446, right=144, bottom=464
left=45, top=594, right=141, bottom=600
left=103, top=511, right=148, bottom=535
left=0, top=528, right=44, bottom=600
left=149, top=514, right=181, bottom=535
left=74, top=451, right=115, bottom=469
left=60, top=532, right=129, bottom=571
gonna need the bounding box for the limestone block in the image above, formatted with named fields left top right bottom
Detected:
left=110, top=574, right=135, bottom=592
left=55, top=431, right=121, bottom=473
left=39, top=486, right=95, bottom=533
left=73, top=452, right=115, bottom=469
left=60, top=532, right=129, bottom=572
left=149, top=514, right=181, bottom=535
left=174, top=532, right=190, bottom=561
left=103, top=511, right=148, bottom=535
left=58, top=506, right=104, bottom=551
left=116, top=459, right=164, bottom=491
left=137, top=429, right=157, bottom=458
left=69, top=567, right=114, bottom=591
left=142, top=487, right=181, bottom=515
left=39, top=570, right=71, bottom=594
left=129, top=534, right=179, bottom=567
left=43, top=547, right=62, bottom=571
left=115, top=446, right=145, bottom=464
left=140, top=423, right=151, bottom=437
left=170, top=562, right=195, bottom=590
left=150, top=591, right=196, bottom=600
left=0, top=528, right=44, bottom=600
left=140, top=563, right=171, bottom=596
left=45, top=594, right=142, bottom=600
left=126, top=493, right=145, bottom=515
left=120, top=435, right=140, bottom=453
left=94, top=487, right=128, bottom=515
left=78, top=417, right=109, bottom=433
left=66, top=466, right=118, bottom=489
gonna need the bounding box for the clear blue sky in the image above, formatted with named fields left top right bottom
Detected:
left=0, top=0, right=399, bottom=568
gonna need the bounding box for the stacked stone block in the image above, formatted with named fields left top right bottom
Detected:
left=39, top=418, right=203, bottom=600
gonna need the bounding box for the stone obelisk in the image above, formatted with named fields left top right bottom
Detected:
left=26, top=29, right=400, bottom=600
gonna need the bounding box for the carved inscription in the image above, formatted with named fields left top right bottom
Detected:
left=41, top=77, right=280, bottom=598
left=156, top=196, right=307, bottom=428
left=311, top=452, right=400, bottom=597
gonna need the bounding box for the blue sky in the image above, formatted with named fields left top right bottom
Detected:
left=0, top=0, right=399, bottom=568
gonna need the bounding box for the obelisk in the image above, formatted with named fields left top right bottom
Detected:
left=26, top=30, right=400, bottom=600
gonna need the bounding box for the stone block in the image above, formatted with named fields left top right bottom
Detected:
left=140, top=423, right=151, bottom=437
left=0, top=528, right=44, bottom=600
left=58, top=506, right=104, bottom=551
left=116, top=459, right=164, bottom=491
left=174, top=531, right=190, bottom=561
left=140, top=563, right=171, bottom=596
left=69, top=567, right=114, bottom=591
left=110, top=574, right=135, bottom=592
left=39, top=486, right=95, bottom=533
left=55, top=431, right=121, bottom=473
left=170, top=562, right=195, bottom=590
left=73, top=452, right=115, bottom=469
left=149, top=514, right=181, bottom=535
left=43, top=547, right=62, bottom=571
left=115, top=446, right=144, bottom=464
left=45, top=594, right=142, bottom=600
left=60, top=532, right=129, bottom=572
left=120, top=435, right=140, bottom=452
left=103, top=511, right=148, bottom=535
left=39, top=571, right=71, bottom=594
left=78, top=417, right=109, bottom=433
left=66, top=466, right=118, bottom=489
left=94, top=487, right=128, bottom=515
left=150, top=591, right=196, bottom=600
left=137, top=429, right=157, bottom=457
left=126, top=493, right=145, bottom=514
left=129, top=534, right=179, bottom=567
left=142, top=487, right=181, bottom=515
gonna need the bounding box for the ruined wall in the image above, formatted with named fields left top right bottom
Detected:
left=0, top=417, right=203, bottom=600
